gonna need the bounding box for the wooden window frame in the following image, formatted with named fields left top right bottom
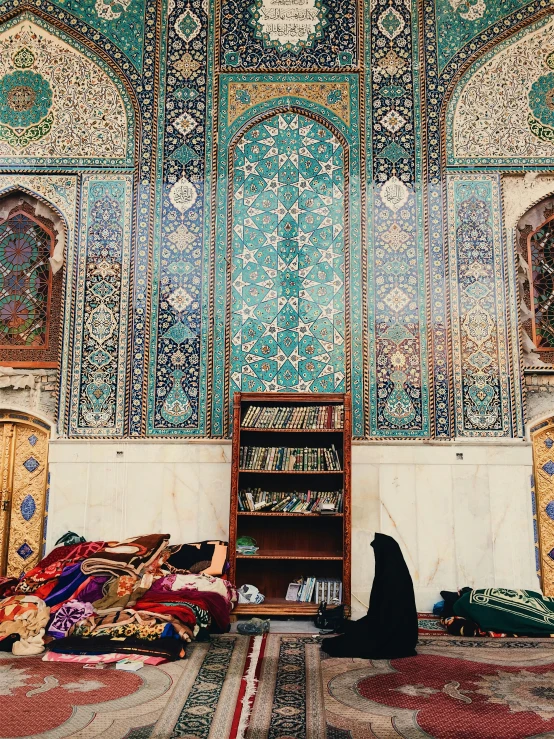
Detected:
left=0, top=202, right=59, bottom=368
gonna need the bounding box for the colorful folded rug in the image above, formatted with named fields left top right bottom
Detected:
left=43, top=651, right=166, bottom=665
left=418, top=612, right=448, bottom=636
left=0, top=595, right=50, bottom=655
left=81, top=534, right=170, bottom=577
left=46, top=634, right=186, bottom=661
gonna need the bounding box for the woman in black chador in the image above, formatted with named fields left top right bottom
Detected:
left=321, top=533, right=418, bottom=659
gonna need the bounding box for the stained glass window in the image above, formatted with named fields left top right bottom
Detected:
left=0, top=206, right=54, bottom=351
left=528, top=214, right=554, bottom=353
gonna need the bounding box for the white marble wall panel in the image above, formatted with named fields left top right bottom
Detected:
left=46, top=440, right=539, bottom=613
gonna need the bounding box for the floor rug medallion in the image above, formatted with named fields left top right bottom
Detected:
left=0, top=635, right=251, bottom=739
left=0, top=634, right=324, bottom=739
left=323, top=638, right=554, bottom=739
left=0, top=650, right=177, bottom=739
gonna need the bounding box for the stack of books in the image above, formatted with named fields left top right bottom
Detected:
left=239, top=445, right=342, bottom=471
left=285, top=578, right=342, bottom=604
left=238, top=488, right=343, bottom=513
left=242, top=405, right=344, bottom=429
left=315, top=579, right=342, bottom=604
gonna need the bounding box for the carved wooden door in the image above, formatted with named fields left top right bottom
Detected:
left=531, top=418, right=554, bottom=597
left=0, top=412, right=50, bottom=578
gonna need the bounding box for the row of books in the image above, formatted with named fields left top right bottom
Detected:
left=242, top=404, right=344, bottom=430
left=238, top=488, right=344, bottom=513
left=239, top=445, right=342, bottom=471
left=285, top=578, right=342, bottom=604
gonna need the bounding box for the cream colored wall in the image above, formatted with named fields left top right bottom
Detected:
left=46, top=439, right=539, bottom=616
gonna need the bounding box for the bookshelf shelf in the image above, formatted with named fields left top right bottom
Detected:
left=236, top=550, right=344, bottom=560
left=237, top=512, right=344, bottom=517
left=238, top=469, right=343, bottom=474
left=233, top=598, right=319, bottom=616
left=241, top=428, right=342, bottom=433
left=229, top=392, right=351, bottom=617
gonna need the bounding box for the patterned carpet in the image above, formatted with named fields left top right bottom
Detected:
left=6, top=629, right=554, bottom=739
left=323, top=636, right=554, bottom=739
left=0, top=634, right=323, bottom=739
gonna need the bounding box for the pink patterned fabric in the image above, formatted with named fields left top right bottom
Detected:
left=42, top=651, right=166, bottom=665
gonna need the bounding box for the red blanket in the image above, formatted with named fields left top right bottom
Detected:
left=135, top=591, right=210, bottom=630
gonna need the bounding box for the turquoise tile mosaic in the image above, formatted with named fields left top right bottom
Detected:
left=67, top=175, right=133, bottom=437
left=229, top=113, right=347, bottom=396
left=212, top=74, right=363, bottom=436
left=1, top=0, right=549, bottom=439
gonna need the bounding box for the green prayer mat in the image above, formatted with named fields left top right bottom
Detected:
left=454, top=589, right=554, bottom=636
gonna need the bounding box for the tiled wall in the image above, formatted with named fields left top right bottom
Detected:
left=1, top=0, right=554, bottom=439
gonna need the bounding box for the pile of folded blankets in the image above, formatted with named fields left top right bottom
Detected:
left=0, top=534, right=236, bottom=662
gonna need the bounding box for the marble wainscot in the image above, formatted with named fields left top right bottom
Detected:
left=47, top=440, right=538, bottom=616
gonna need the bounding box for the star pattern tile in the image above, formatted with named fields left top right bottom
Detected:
left=230, top=112, right=346, bottom=395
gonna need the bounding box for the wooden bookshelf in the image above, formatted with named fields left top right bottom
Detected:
left=229, top=392, right=351, bottom=617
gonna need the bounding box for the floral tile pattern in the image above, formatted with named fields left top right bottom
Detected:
left=0, top=16, right=132, bottom=167
left=218, top=0, right=359, bottom=71
left=0, top=0, right=148, bottom=70
left=447, top=175, right=514, bottom=436
left=447, top=15, right=554, bottom=166
left=68, top=175, right=132, bottom=437
left=229, top=112, right=346, bottom=396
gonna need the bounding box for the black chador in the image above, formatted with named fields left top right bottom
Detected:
left=321, top=533, right=418, bottom=659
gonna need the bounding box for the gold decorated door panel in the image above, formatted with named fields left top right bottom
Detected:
left=0, top=412, right=50, bottom=578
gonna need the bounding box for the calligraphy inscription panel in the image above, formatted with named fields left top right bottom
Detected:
left=252, top=0, right=326, bottom=50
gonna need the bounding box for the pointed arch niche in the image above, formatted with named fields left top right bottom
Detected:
left=230, top=110, right=347, bottom=396
left=0, top=190, right=66, bottom=367
left=210, top=77, right=363, bottom=437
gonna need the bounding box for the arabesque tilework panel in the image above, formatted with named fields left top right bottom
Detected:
left=367, top=0, right=430, bottom=438
left=446, top=15, right=554, bottom=167
left=0, top=0, right=148, bottom=69
left=217, top=0, right=360, bottom=71
left=146, top=0, right=210, bottom=436
left=447, top=174, right=515, bottom=436
left=67, top=175, right=133, bottom=437
left=229, top=113, right=347, bottom=396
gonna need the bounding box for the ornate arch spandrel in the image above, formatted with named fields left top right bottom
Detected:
left=0, top=13, right=136, bottom=167
left=445, top=14, right=554, bottom=168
